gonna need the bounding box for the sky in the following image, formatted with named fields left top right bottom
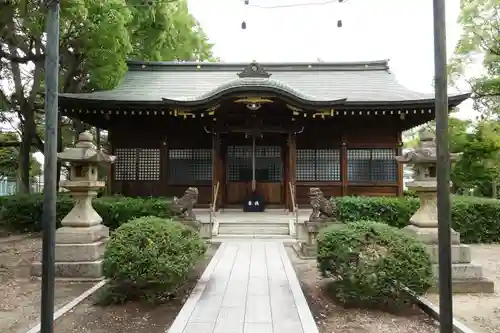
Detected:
left=187, top=0, right=477, bottom=119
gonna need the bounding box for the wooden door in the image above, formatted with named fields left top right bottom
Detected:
left=223, top=134, right=285, bottom=206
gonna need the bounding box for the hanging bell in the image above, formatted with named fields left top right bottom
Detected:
left=241, top=21, right=247, bottom=29
left=337, top=19, right=343, bottom=27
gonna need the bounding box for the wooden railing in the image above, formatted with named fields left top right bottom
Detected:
left=209, top=182, right=220, bottom=236
left=288, top=181, right=299, bottom=239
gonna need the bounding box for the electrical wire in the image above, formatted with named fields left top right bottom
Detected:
left=244, top=0, right=343, bottom=9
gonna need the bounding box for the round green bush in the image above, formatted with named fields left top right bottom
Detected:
left=102, top=216, right=206, bottom=302
left=317, top=221, right=432, bottom=309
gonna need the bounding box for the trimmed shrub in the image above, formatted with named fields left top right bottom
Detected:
left=317, top=221, right=432, bottom=309
left=334, top=195, right=500, bottom=243
left=335, top=196, right=419, bottom=228
left=102, top=216, right=206, bottom=303
left=0, top=194, right=172, bottom=232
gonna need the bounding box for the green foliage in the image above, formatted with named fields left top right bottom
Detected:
left=0, top=194, right=172, bottom=233
left=449, top=0, right=499, bottom=114
left=317, top=221, right=432, bottom=309
left=335, top=196, right=419, bottom=228
left=334, top=195, right=500, bottom=243
left=0, top=132, right=41, bottom=179
left=102, top=216, right=206, bottom=303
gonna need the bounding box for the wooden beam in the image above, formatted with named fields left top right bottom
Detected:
left=340, top=134, right=348, bottom=196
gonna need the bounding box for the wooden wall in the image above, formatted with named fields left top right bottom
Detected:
left=108, top=113, right=402, bottom=207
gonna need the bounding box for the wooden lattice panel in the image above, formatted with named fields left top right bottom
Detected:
left=296, top=149, right=340, bottom=181
left=138, top=149, right=161, bottom=181
left=227, top=146, right=283, bottom=182
left=168, top=149, right=212, bottom=184
left=347, top=148, right=397, bottom=182
left=114, top=148, right=137, bottom=180
left=371, top=148, right=397, bottom=181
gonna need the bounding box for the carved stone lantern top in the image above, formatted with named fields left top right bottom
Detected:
left=395, top=129, right=460, bottom=166
left=58, top=131, right=116, bottom=166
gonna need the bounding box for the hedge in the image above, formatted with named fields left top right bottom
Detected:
left=0, top=194, right=172, bottom=232
left=1, top=193, right=500, bottom=243
left=334, top=195, right=500, bottom=244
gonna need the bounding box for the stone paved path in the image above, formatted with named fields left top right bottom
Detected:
left=167, top=241, right=319, bottom=333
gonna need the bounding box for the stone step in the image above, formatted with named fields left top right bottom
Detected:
left=210, top=234, right=297, bottom=244
left=218, top=223, right=289, bottom=235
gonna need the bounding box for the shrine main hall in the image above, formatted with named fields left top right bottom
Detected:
left=58, top=60, right=469, bottom=210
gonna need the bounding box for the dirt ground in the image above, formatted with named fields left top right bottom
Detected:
left=425, top=244, right=500, bottom=333
left=0, top=235, right=94, bottom=333
left=286, top=246, right=440, bottom=333
left=52, top=244, right=218, bottom=333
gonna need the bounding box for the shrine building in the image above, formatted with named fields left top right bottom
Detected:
left=58, top=60, right=469, bottom=210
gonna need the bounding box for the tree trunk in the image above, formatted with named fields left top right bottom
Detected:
left=492, top=181, right=497, bottom=198
left=17, top=112, right=36, bottom=194
left=56, top=113, right=63, bottom=191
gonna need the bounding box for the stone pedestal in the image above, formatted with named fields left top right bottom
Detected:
left=403, top=182, right=494, bottom=294
left=31, top=131, right=115, bottom=281
left=396, top=130, right=494, bottom=294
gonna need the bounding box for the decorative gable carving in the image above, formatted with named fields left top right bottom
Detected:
left=237, top=61, right=272, bottom=78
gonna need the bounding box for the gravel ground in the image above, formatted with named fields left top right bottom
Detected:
left=285, top=246, right=440, bottom=333
left=52, top=243, right=218, bottom=333
left=0, top=235, right=94, bottom=333
left=425, top=244, right=500, bottom=333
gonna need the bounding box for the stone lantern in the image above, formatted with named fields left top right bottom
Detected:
left=396, top=129, right=493, bottom=293
left=32, top=131, right=116, bottom=280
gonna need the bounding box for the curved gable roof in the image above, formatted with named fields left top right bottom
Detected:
left=59, top=60, right=470, bottom=108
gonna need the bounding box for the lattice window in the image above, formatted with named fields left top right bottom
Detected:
left=114, top=148, right=137, bottom=180
left=227, top=145, right=283, bottom=182
left=347, top=148, right=397, bottom=182
left=296, top=149, right=340, bottom=181
left=168, top=148, right=212, bottom=184
left=138, top=149, right=161, bottom=181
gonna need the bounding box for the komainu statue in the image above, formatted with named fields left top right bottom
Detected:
left=170, top=187, right=199, bottom=221
left=308, top=187, right=337, bottom=222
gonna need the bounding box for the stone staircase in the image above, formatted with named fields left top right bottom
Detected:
left=208, top=209, right=299, bottom=243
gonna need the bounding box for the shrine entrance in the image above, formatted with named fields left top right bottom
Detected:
left=221, top=132, right=286, bottom=208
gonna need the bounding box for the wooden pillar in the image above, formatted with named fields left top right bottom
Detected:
left=106, top=129, right=113, bottom=196
left=161, top=134, right=169, bottom=197
left=287, top=132, right=297, bottom=211
left=397, top=131, right=404, bottom=196
left=340, top=135, right=348, bottom=196
left=212, top=132, right=222, bottom=209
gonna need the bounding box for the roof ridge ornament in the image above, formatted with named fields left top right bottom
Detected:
left=237, top=61, right=272, bottom=78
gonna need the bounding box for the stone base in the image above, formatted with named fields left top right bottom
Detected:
left=32, top=224, right=109, bottom=281
left=404, top=224, right=495, bottom=294
left=427, top=278, right=495, bottom=294
left=426, top=243, right=471, bottom=264
left=31, top=260, right=104, bottom=281
left=179, top=220, right=202, bottom=231
left=404, top=224, right=461, bottom=244
left=199, top=222, right=212, bottom=239
left=56, top=224, right=109, bottom=244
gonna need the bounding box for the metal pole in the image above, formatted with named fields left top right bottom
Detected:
left=432, top=0, right=453, bottom=330
left=251, top=134, right=256, bottom=192
left=41, top=1, right=59, bottom=333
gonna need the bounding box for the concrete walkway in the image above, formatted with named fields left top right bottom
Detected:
left=167, top=241, right=319, bottom=333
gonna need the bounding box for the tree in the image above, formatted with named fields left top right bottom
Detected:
left=1, top=0, right=214, bottom=193
left=0, top=131, right=41, bottom=180
left=449, top=0, right=500, bottom=117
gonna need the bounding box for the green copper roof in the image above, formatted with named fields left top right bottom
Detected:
left=59, top=60, right=470, bottom=107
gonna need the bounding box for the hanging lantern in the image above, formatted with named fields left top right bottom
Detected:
left=244, top=0, right=249, bottom=4
left=241, top=21, right=247, bottom=29
left=337, top=19, right=342, bottom=27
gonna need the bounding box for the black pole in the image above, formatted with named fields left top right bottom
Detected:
left=432, top=0, right=453, bottom=331
left=41, top=1, right=59, bottom=333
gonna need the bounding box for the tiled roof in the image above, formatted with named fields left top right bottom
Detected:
left=59, top=60, right=469, bottom=106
